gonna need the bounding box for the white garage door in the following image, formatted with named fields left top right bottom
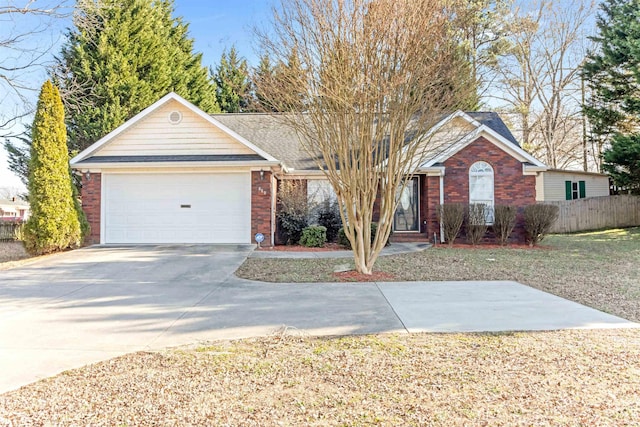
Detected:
left=103, top=173, right=251, bottom=244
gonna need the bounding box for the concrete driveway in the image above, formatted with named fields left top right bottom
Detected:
left=0, top=245, right=636, bottom=394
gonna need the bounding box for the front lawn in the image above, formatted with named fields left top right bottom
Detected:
left=237, top=228, right=640, bottom=322
left=1, top=330, right=639, bottom=425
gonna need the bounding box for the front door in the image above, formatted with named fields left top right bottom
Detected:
left=394, top=177, right=419, bottom=232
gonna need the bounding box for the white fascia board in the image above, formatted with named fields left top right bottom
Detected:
left=72, top=160, right=280, bottom=171
left=71, top=92, right=280, bottom=165
left=420, top=128, right=478, bottom=168
left=480, top=126, right=547, bottom=167
left=71, top=92, right=180, bottom=165
left=523, top=164, right=547, bottom=175
left=417, top=166, right=445, bottom=176
left=421, top=126, right=547, bottom=169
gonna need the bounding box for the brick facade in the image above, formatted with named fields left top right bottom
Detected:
left=81, top=172, right=101, bottom=245
left=251, top=171, right=273, bottom=246
left=439, top=136, right=536, bottom=241
left=423, top=175, right=441, bottom=239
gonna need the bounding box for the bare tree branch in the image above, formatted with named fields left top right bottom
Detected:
left=490, top=0, right=595, bottom=170
left=257, top=0, right=473, bottom=274
left=0, top=1, right=72, bottom=136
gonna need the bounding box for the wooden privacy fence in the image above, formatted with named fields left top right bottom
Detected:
left=546, top=195, right=640, bottom=233
left=0, top=221, right=23, bottom=241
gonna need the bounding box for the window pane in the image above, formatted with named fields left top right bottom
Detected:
left=394, top=178, right=419, bottom=231
left=469, top=161, right=494, bottom=224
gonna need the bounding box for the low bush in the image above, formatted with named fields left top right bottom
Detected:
left=438, top=203, right=465, bottom=246
left=493, top=205, right=517, bottom=245
left=338, top=222, right=389, bottom=249
left=277, top=180, right=308, bottom=245
left=524, top=204, right=559, bottom=246
left=299, top=225, right=327, bottom=247
left=317, top=202, right=342, bottom=242
left=465, top=204, right=488, bottom=245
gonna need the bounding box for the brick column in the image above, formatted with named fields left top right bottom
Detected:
left=81, top=172, right=101, bottom=245
left=251, top=171, right=273, bottom=246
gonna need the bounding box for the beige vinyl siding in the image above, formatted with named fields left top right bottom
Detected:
left=96, top=99, right=256, bottom=157
left=536, top=170, right=609, bottom=201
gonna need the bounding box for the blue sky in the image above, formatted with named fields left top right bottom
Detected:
left=0, top=1, right=274, bottom=191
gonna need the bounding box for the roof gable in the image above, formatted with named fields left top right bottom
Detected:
left=70, top=93, right=278, bottom=166
left=421, top=124, right=546, bottom=169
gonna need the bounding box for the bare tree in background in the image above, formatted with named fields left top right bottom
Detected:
left=256, top=0, right=473, bottom=274
left=0, top=1, right=71, bottom=136
left=492, top=0, right=595, bottom=170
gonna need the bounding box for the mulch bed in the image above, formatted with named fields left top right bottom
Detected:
left=434, top=242, right=551, bottom=250
left=258, top=243, right=347, bottom=252
left=333, top=270, right=396, bottom=282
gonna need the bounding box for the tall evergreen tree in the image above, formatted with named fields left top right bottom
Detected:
left=213, top=46, right=250, bottom=113
left=249, top=54, right=276, bottom=112
left=583, top=0, right=640, bottom=191
left=24, top=81, right=82, bottom=255
left=53, top=0, right=219, bottom=154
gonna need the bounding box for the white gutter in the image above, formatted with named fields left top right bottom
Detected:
left=72, top=160, right=281, bottom=170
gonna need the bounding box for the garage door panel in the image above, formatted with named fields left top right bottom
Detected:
left=103, top=173, right=251, bottom=244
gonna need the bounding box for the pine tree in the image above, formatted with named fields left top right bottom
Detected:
left=53, top=0, right=219, bottom=154
left=213, top=46, right=250, bottom=113
left=249, top=54, right=276, bottom=112
left=24, top=81, right=82, bottom=255
left=583, top=0, right=640, bottom=190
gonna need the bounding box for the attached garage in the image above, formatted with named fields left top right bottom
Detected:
left=70, top=93, right=279, bottom=246
left=102, top=172, right=251, bottom=244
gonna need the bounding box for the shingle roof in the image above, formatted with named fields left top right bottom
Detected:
left=212, top=111, right=520, bottom=170
left=465, top=112, right=520, bottom=146
left=213, top=114, right=321, bottom=170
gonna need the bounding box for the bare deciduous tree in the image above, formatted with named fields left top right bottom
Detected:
left=0, top=1, right=71, bottom=136
left=491, top=0, right=595, bottom=170
left=257, top=0, right=473, bottom=274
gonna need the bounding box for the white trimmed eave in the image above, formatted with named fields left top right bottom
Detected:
left=421, top=126, right=547, bottom=169
left=70, top=92, right=280, bottom=165
left=523, top=164, right=547, bottom=175
left=72, top=160, right=281, bottom=172
left=278, top=169, right=328, bottom=179
left=417, top=166, right=445, bottom=176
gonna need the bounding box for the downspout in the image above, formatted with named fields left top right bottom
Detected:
left=270, top=172, right=277, bottom=247
left=439, top=172, right=444, bottom=243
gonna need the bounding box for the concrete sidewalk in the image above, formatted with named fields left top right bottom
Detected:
left=0, top=245, right=637, bottom=394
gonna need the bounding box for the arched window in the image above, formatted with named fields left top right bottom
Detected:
left=469, top=161, right=494, bottom=223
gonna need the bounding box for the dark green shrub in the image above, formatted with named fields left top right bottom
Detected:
left=317, top=201, right=342, bottom=242
left=493, top=205, right=517, bottom=245
left=438, top=203, right=465, bottom=246
left=299, top=225, right=327, bottom=247
left=338, top=222, right=389, bottom=249
left=465, top=203, right=488, bottom=245
left=277, top=180, right=308, bottom=245
left=524, top=204, right=559, bottom=246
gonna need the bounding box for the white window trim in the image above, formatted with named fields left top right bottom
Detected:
left=469, top=161, right=495, bottom=224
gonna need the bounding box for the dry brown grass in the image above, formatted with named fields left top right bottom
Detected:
left=237, top=228, right=640, bottom=322
left=1, top=330, right=639, bottom=426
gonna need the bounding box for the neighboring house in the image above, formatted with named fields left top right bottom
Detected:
left=70, top=92, right=547, bottom=246
left=535, top=169, right=610, bottom=202
left=0, top=198, right=30, bottom=221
